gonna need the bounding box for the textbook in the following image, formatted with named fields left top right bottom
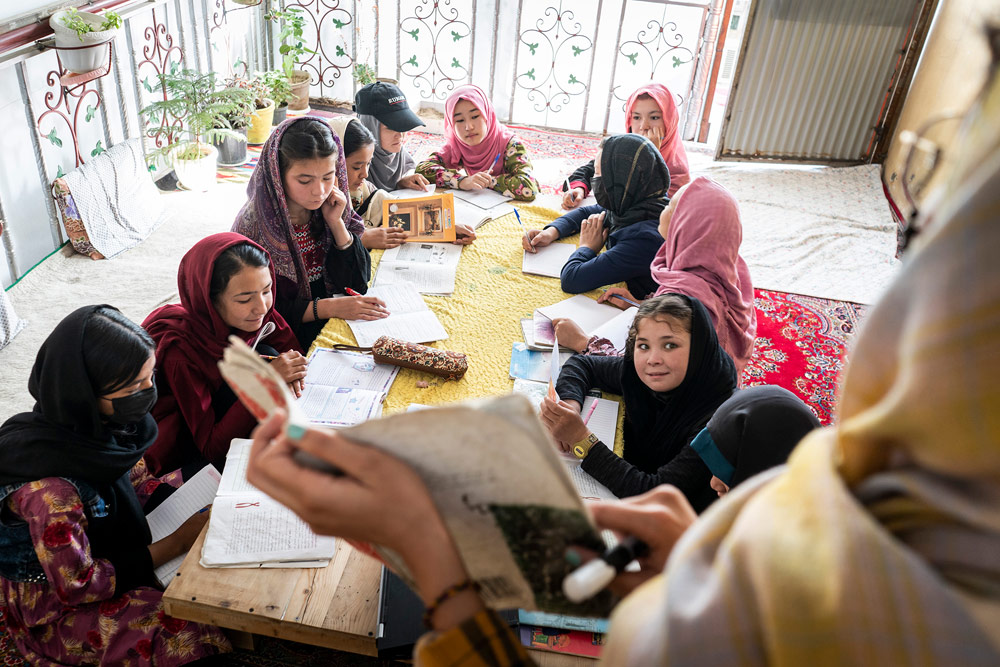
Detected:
left=200, top=439, right=336, bottom=568
left=299, top=347, right=399, bottom=427
left=345, top=283, right=448, bottom=347
left=373, top=242, right=464, bottom=295
left=382, top=192, right=457, bottom=243
left=455, top=197, right=516, bottom=229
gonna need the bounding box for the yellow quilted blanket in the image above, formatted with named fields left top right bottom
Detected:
left=313, top=205, right=625, bottom=454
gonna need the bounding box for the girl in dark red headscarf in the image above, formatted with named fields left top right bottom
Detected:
left=142, top=233, right=305, bottom=474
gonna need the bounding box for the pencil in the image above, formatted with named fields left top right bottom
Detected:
left=582, top=399, right=599, bottom=425
left=604, top=291, right=642, bottom=308
left=514, top=209, right=536, bottom=253
left=259, top=354, right=278, bottom=361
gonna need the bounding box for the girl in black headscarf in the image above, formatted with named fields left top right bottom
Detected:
left=521, top=133, right=670, bottom=297
left=0, top=306, right=229, bottom=665
left=690, top=385, right=820, bottom=497
left=541, top=294, right=736, bottom=512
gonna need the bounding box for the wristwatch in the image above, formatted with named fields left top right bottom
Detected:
left=572, top=432, right=600, bottom=459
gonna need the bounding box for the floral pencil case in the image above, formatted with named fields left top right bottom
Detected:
left=335, top=336, right=468, bottom=381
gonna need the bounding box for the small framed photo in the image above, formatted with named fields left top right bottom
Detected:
left=382, top=192, right=456, bottom=242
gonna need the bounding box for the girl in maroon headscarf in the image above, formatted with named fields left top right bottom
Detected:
left=415, top=84, right=540, bottom=201
left=562, top=82, right=691, bottom=208
left=233, top=117, right=388, bottom=347
left=142, top=233, right=306, bottom=474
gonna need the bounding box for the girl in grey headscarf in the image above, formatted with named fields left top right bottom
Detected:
left=353, top=82, right=429, bottom=191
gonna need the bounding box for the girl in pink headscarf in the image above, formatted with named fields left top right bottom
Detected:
left=553, top=177, right=756, bottom=378
left=562, top=82, right=690, bottom=208
left=415, top=85, right=540, bottom=201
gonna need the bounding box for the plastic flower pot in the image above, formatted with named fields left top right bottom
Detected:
left=213, top=127, right=249, bottom=167
left=288, top=70, right=311, bottom=111
left=170, top=143, right=218, bottom=191
left=247, top=98, right=275, bottom=145
left=49, top=10, right=118, bottom=74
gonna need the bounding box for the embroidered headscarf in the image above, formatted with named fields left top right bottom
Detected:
left=233, top=116, right=364, bottom=300
left=438, top=84, right=515, bottom=175
left=592, top=134, right=670, bottom=232
left=651, top=177, right=756, bottom=375
left=625, top=83, right=690, bottom=197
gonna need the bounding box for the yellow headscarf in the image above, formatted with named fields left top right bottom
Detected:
left=607, top=57, right=1000, bottom=666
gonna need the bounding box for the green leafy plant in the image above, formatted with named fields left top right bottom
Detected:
left=140, top=69, right=254, bottom=161
left=265, top=8, right=316, bottom=79
left=60, top=8, right=122, bottom=41
left=353, top=63, right=376, bottom=86
left=258, top=69, right=293, bottom=107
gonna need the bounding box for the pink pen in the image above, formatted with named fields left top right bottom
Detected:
left=582, top=399, right=599, bottom=425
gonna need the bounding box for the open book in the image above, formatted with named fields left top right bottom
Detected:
left=346, top=283, right=449, bottom=347
left=299, top=347, right=399, bottom=427
left=200, top=439, right=337, bottom=568
left=533, top=295, right=634, bottom=350
left=373, top=242, right=464, bottom=295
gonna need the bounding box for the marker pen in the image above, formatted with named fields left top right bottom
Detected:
left=562, top=536, right=649, bottom=603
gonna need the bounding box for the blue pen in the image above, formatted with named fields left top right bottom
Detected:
left=604, top=290, right=641, bottom=308
left=514, top=209, right=536, bottom=253
left=490, top=151, right=503, bottom=173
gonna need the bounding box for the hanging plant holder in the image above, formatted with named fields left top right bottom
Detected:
left=43, top=37, right=115, bottom=92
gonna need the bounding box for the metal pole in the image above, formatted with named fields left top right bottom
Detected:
left=112, top=27, right=134, bottom=139
left=188, top=0, right=204, bottom=72
left=489, top=0, right=499, bottom=99
left=601, top=0, right=628, bottom=135
left=97, top=73, right=115, bottom=147
left=580, top=0, right=602, bottom=132
left=0, top=194, right=20, bottom=281
left=125, top=17, right=150, bottom=156
left=175, top=0, right=191, bottom=69
left=16, top=62, right=64, bottom=248
left=508, top=0, right=524, bottom=122
left=203, top=0, right=215, bottom=73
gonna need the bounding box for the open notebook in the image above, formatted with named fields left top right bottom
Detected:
left=200, top=439, right=337, bottom=568
left=533, top=295, right=637, bottom=351
left=346, top=283, right=448, bottom=347
left=299, top=347, right=398, bottom=427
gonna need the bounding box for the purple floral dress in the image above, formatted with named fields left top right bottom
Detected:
left=0, top=460, right=230, bottom=666
left=416, top=136, right=540, bottom=201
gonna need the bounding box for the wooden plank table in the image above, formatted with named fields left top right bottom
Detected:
left=163, top=210, right=614, bottom=664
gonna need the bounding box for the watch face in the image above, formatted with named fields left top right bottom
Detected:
left=573, top=444, right=587, bottom=458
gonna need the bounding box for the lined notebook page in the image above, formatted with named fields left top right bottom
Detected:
left=146, top=465, right=221, bottom=586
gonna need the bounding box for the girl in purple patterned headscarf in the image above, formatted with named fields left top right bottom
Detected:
left=233, top=116, right=388, bottom=347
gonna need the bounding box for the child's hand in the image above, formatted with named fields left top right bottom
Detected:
left=459, top=172, right=493, bottom=191
left=397, top=173, right=429, bottom=191
left=453, top=223, right=476, bottom=245
left=362, top=227, right=408, bottom=249
left=562, top=187, right=585, bottom=209
left=579, top=212, right=608, bottom=252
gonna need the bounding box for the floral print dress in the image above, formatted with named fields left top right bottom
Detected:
left=416, top=136, right=540, bottom=201
left=0, top=460, right=230, bottom=666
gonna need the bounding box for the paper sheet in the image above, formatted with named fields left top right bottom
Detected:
left=146, top=465, right=221, bottom=586
left=346, top=283, right=448, bottom=347
left=216, top=439, right=258, bottom=496
left=589, top=307, right=638, bottom=352
left=451, top=187, right=513, bottom=209
left=511, top=379, right=620, bottom=448
left=522, top=242, right=577, bottom=278
left=374, top=242, right=464, bottom=295
left=452, top=198, right=515, bottom=229
left=536, top=295, right=622, bottom=335
left=299, top=385, right=385, bottom=427
left=201, top=495, right=336, bottom=567
left=305, top=348, right=399, bottom=393
left=386, top=184, right=437, bottom=197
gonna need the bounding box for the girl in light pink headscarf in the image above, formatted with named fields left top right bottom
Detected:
left=563, top=82, right=690, bottom=207
left=553, top=177, right=756, bottom=378
left=415, top=84, right=539, bottom=201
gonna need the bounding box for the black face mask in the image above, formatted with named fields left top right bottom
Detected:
left=592, top=175, right=611, bottom=210
left=108, top=385, right=157, bottom=425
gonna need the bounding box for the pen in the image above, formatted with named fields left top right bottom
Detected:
left=259, top=354, right=277, bottom=361
left=563, top=535, right=649, bottom=603
left=563, top=177, right=571, bottom=193
left=582, top=399, right=598, bottom=425
left=603, top=290, right=641, bottom=308
left=345, top=287, right=363, bottom=297
left=490, top=152, right=503, bottom=174
left=197, top=506, right=210, bottom=514
left=514, top=209, right=536, bottom=254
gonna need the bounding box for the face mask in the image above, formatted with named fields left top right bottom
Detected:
left=109, top=385, right=157, bottom=425
left=592, top=175, right=611, bottom=210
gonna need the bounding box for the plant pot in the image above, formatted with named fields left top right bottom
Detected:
left=248, top=99, right=275, bottom=145
left=272, top=103, right=288, bottom=126
left=288, top=70, right=311, bottom=111
left=213, top=127, right=248, bottom=166
left=170, top=143, right=218, bottom=191
left=49, top=10, right=118, bottom=74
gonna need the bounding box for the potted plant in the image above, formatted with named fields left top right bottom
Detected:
left=353, top=63, right=377, bottom=87
left=140, top=69, right=251, bottom=190
left=227, top=73, right=275, bottom=145
left=259, top=69, right=293, bottom=126
left=266, top=7, right=314, bottom=112
left=49, top=7, right=122, bottom=74
left=213, top=85, right=256, bottom=166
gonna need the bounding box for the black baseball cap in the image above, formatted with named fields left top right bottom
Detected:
left=353, top=82, right=425, bottom=132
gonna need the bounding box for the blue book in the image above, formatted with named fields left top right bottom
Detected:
left=509, top=343, right=574, bottom=383
left=518, top=609, right=609, bottom=634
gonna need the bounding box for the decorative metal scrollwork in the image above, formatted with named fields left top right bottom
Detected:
left=136, top=7, right=185, bottom=148
left=398, top=0, right=474, bottom=100
left=285, top=0, right=354, bottom=96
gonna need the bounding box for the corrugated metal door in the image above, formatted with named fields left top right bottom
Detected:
left=716, top=0, right=929, bottom=164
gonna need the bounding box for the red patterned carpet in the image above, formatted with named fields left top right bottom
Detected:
left=743, top=289, right=867, bottom=425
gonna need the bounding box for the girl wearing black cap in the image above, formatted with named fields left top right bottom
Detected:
left=0, top=306, right=230, bottom=664
left=353, top=81, right=430, bottom=192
